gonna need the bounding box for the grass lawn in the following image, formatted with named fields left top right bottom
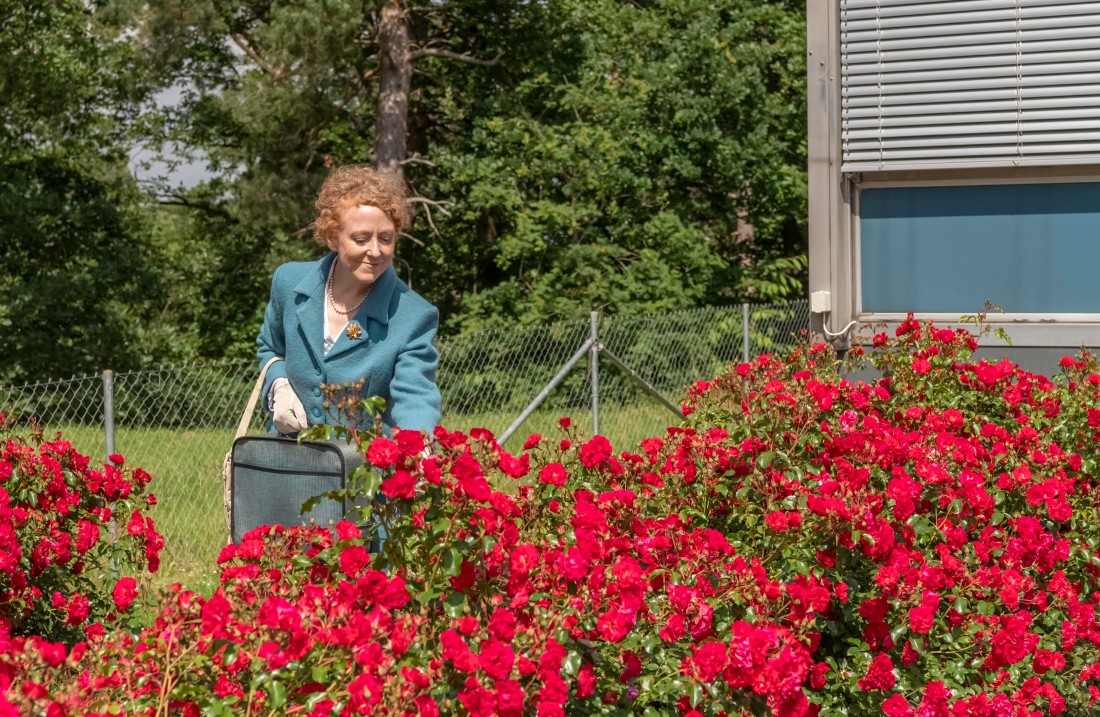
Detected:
left=38, top=398, right=684, bottom=591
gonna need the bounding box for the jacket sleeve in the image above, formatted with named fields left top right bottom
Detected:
left=256, top=265, right=289, bottom=408
left=388, top=305, right=442, bottom=435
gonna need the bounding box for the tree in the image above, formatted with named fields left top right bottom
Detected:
left=123, top=0, right=807, bottom=352
left=414, top=0, right=808, bottom=330
left=0, top=0, right=172, bottom=382
left=124, top=0, right=556, bottom=354
left=0, top=158, right=166, bottom=383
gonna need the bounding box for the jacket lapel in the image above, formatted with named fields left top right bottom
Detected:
left=293, top=253, right=332, bottom=370
left=325, top=265, right=396, bottom=362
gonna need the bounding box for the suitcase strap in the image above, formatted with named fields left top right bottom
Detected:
left=235, top=356, right=284, bottom=439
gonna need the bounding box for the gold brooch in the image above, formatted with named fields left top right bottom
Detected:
left=346, top=322, right=363, bottom=341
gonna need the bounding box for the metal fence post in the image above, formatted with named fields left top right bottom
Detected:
left=102, top=369, right=115, bottom=459
left=589, top=311, right=600, bottom=436
left=102, top=368, right=117, bottom=544
left=742, top=303, right=750, bottom=363
left=498, top=335, right=596, bottom=445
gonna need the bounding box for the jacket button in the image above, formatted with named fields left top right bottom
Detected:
left=313, top=387, right=321, bottom=397
left=312, top=408, right=322, bottom=418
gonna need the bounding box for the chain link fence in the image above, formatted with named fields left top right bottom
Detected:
left=0, top=301, right=807, bottom=579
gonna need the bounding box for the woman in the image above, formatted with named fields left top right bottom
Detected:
left=256, top=165, right=441, bottom=438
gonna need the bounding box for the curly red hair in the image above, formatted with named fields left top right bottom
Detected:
left=312, top=165, right=410, bottom=246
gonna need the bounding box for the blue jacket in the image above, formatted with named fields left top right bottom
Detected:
left=256, top=252, right=441, bottom=436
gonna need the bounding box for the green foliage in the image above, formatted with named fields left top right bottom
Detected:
left=0, top=0, right=150, bottom=158
left=0, top=1, right=179, bottom=382
left=413, top=0, right=810, bottom=329
left=127, top=0, right=808, bottom=343
left=3, top=0, right=810, bottom=377
left=0, top=157, right=168, bottom=383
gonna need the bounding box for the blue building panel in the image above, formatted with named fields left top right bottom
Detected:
left=860, top=183, right=1100, bottom=314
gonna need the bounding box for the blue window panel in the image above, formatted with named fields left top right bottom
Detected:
left=860, top=183, right=1100, bottom=314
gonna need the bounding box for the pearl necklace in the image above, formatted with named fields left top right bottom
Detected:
left=327, top=261, right=371, bottom=316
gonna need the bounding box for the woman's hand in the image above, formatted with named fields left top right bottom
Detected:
left=272, top=382, right=309, bottom=434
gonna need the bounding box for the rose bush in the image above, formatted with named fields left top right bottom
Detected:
left=0, top=416, right=162, bottom=647
left=673, top=316, right=1100, bottom=716
left=3, top=423, right=810, bottom=717
left=7, top=314, right=1100, bottom=716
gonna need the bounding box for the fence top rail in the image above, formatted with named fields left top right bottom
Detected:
left=110, top=358, right=255, bottom=381
left=0, top=358, right=257, bottom=394
left=0, top=374, right=104, bottom=393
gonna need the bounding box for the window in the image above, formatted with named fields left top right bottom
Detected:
left=858, top=181, right=1100, bottom=315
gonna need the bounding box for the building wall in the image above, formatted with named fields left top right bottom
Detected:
left=808, top=0, right=1100, bottom=351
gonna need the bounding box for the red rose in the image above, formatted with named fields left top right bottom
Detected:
left=380, top=574, right=410, bottom=609
left=765, top=511, right=788, bottom=532
left=509, top=544, right=540, bottom=576
left=596, top=607, right=636, bottom=643
left=487, top=609, right=517, bottom=642
left=560, top=547, right=590, bottom=582
left=216, top=543, right=237, bottom=564
left=579, top=436, right=613, bottom=469
left=335, top=520, right=361, bottom=541
left=620, top=651, right=642, bottom=683
left=451, top=453, right=491, bottom=501
left=394, top=428, right=425, bottom=457
left=498, top=452, right=530, bottom=479
left=450, top=560, right=476, bottom=592
left=367, top=437, right=401, bottom=468
left=659, top=614, right=686, bottom=642
left=201, top=592, right=233, bottom=638
left=126, top=509, right=145, bottom=536
left=414, top=695, right=439, bottom=717
left=539, top=463, right=567, bottom=487
left=576, top=663, right=596, bottom=698
left=478, top=639, right=515, bottom=680
left=834, top=582, right=848, bottom=603
left=857, top=653, right=896, bottom=691
left=859, top=597, right=889, bottom=623
left=882, top=694, right=914, bottom=717
left=339, top=545, right=371, bottom=577
left=441, top=630, right=479, bottom=673
left=809, top=662, right=830, bottom=689
left=918, top=681, right=952, bottom=717
left=496, top=679, right=525, bottom=717
left=689, top=641, right=727, bottom=683
left=909, top=606, right=935, bottom=634
left=65, top=593, right=90, bottom=626
left=112, top=577, right=138, bottom=612
left=380, top=469, right=417, bottom=500
left=36, top=639, right=67, bottom=667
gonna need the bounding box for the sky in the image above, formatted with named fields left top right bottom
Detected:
left=127, top=84, right=216, bottom=191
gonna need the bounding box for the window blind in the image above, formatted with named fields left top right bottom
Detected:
left=841, top=0, right=1100, bottom=171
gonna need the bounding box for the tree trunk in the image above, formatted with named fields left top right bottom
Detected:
left=375, top=0, right=410, bottom=182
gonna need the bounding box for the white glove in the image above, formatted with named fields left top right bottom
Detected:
left=272, top=381, right=309, bottom=434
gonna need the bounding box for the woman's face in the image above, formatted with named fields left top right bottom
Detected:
left=328, top=203, right=396, bottom=286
